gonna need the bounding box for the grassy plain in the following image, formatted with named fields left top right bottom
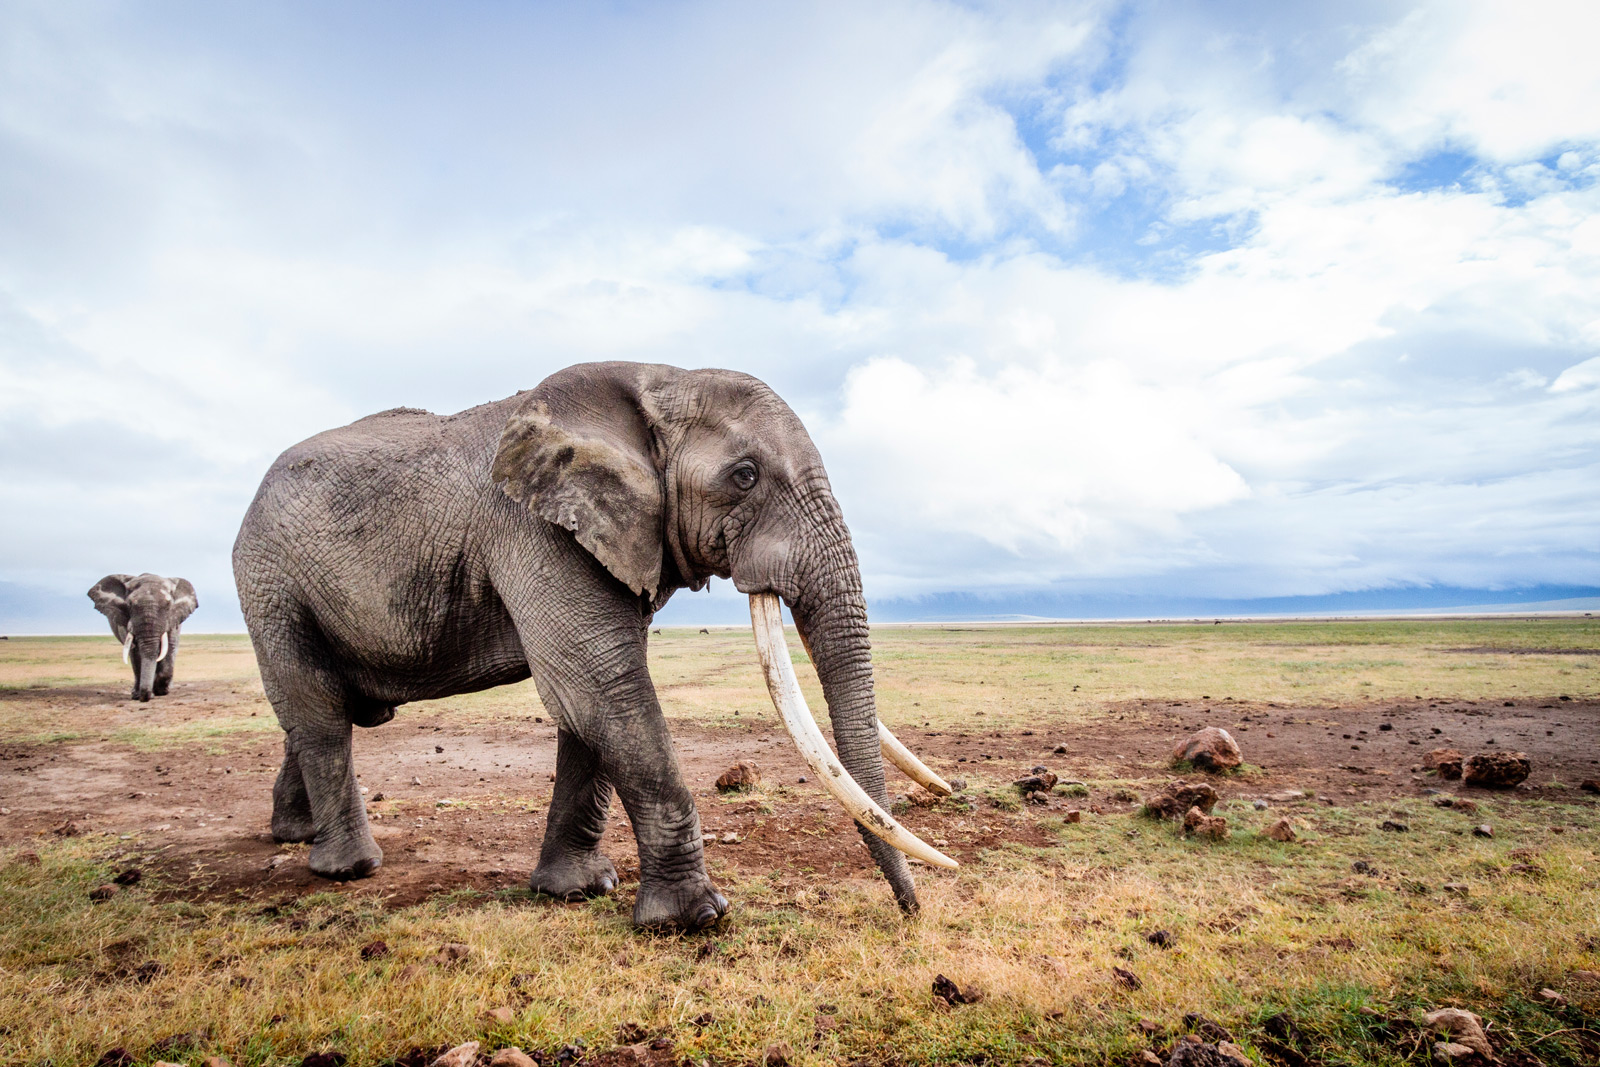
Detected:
left=1, top=619, right=1598, bottom=1067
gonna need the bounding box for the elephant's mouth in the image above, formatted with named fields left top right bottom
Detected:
left=747, top=593, right=958, bottom=871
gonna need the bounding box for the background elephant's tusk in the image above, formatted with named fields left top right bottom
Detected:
left=748, top=593, right=958, bottom=870
left=122, top=632, right=133, bottom=664
left=157, top=632, right=169, bottom=663
left=879, top=722, right=953, bottom=796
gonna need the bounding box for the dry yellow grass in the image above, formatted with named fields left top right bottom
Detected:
left=1, top=619, right=1598, bottom=1065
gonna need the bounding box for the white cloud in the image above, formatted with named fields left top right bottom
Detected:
left=1, top=0, right=1598, bottom=628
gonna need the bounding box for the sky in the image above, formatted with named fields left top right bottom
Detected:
left=2, top=0, right=1598, bottom=632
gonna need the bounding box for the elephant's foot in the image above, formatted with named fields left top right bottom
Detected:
left=633, top=875, right=728, bottom=931
left=530, top=851, right=618, bottom=902
left=131, top=687, right=151, bottom=703
left=152, top=682, right=170, bottom=697
left=308, top=831, right=382, bottom=881
left=270, top=808, right=316, bottom=844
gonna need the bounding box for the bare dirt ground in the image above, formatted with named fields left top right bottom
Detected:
left=3, top=677, right=1594, bottom=911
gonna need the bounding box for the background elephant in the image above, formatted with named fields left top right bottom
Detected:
left=87, top=573, right=198, bottom=702
left=232, top=361, right=949, bottom=929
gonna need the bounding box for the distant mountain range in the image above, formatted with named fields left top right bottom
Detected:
left=4, top=579, right=1595, bottom=635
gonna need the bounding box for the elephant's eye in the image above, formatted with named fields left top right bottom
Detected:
left=730, top=462, right=759, bottom=492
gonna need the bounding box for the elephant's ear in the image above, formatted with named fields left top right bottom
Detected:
left=170, top=579, right=198, bottom=626
left=492, top=363, right=678, bottom=599
left=87, top=575, right=133, bottom=640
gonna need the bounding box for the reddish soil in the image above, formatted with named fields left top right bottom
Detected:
left=1, top=683, right=1595, bottom=910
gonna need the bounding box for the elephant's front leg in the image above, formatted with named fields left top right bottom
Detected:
left=600, top=709, right=726, bottom=930
left=152, top=634, right=177, bottom=696
left=530, top=729, right=619, bottom=900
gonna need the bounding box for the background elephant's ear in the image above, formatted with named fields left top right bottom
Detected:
left=170, top=579, right=198, bottom=625
left=492, top=363, right=677, bottom=599
left=87, top=574, right=133, bottom=640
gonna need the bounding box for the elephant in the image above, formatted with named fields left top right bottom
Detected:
left=232, top=361, right=955, bottom=930
left=87, top=573, right=198, bottom=702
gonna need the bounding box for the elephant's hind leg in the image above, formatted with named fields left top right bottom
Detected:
left=270, top=743, right=316, bottom=843
left=287, top=720, right=383, bottom=880
left=530, top=729, right=618, bottom=901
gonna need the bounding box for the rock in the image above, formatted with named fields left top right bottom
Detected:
left=1182, top=806, right=1229, bottom=840
left=301, top=1055, right=347, bottom=1067
left=763, top=1045, right=790, bottom=1067
left=1463, top=751, right=1531, bottom=788
left=1167, top=1043, right=1247, bottom=1067
left=433, top=943, right=471, bottom=964
left=1054, top=744, right=1068, bottom=754
left=1432, top=1042, right=1477, bottom=1063
left=431, top=1043, right=481, bottom=1067
left=1424, top=749, right=1464, bottom=779
left=1138, top=1018, right=1163, bottom=1035
left=53, top=819, right=83, bottom=837
left=489, top=1050, right=537, bottom=1067
left=948, top=778, right=966, bottom=791
left=931, top=973, right=981, bottom=1005
left=202, top=1057, right=234, bottom=1067
left=1423, top=1008, right=1492, bottom=1059
left=1172, top=727, right=1242, bottom=771
left=1142, top=780, right=1221, bottom=820
left=359, top=940, right=389, bottom=960
left=1112, top=966, right=1141, bottom=989
left=1451, top=799, right=1479, bottom=814
left=15, top=850, right=41, bottom=867
left=1146, top=929, right=1173, bottom=948
left=1064, top=809, right=1082, bottom=823
left=484, top=1006, right=515, bottom=1025
left=1266, top=790, right=1305, bottom=803
left=715, top=761, right=760, bottom=793
left=1137, top=1052, right=1162, bottom=1066
left=1380, top=820, right=1409, bottom=833
left=1538, top=988, right=1566, bottom=1006
left=1264, top=818, right=1297, bottom=842
left=1472, top=824, right=1493, bottom=838
left=113, top=868, right=142, bottom=886
left=153, top=1062, right=186, bottom=1067
left=1580, top=779, right=1600, bottom=794
left=89, top=883, right=120, bottom=901
left=1252, top=799, right=1269, bottom=810
left=1014, top=771, right=1058, bottom=793
left=1215, top=1042, right=1251, bottom=1067
left=1443, top=883, right=1470, bottom=897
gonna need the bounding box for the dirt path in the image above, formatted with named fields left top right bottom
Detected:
left=1, top=683, right=1594, bottom=908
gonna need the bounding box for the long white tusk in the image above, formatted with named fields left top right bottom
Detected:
left=122, top=632, right=133, bottom=664
left=748, top=593, right=957, bottom=870
left=157, top=632, right=169, bottom=663
left=879, top=722, right=953, bottom=796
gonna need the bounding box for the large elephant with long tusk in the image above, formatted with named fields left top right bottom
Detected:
left=232, top=361, right=952, bottom=928
left=88, top=573, right=198, bottom=702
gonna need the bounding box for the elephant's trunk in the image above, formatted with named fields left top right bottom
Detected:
left=135, top=650, right=157, bottom=702
left=132, top=625, right=163, bottom=701
left=776, top=536, right=943, bottom=911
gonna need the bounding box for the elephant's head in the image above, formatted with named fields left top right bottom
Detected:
left=493, top=362, right=953, bottom=912
left=88, top=573, right=198, bottom=701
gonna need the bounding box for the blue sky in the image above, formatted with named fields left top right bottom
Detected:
left=2, top=0, right=1598, bottom=631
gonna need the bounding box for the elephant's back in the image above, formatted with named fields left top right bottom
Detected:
left=232, top=395, right=524, bottom=630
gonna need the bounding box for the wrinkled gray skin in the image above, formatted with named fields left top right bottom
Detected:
left=232, top=362, right=915, bottom=929
left=87, top=573, right=199, bottom=702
